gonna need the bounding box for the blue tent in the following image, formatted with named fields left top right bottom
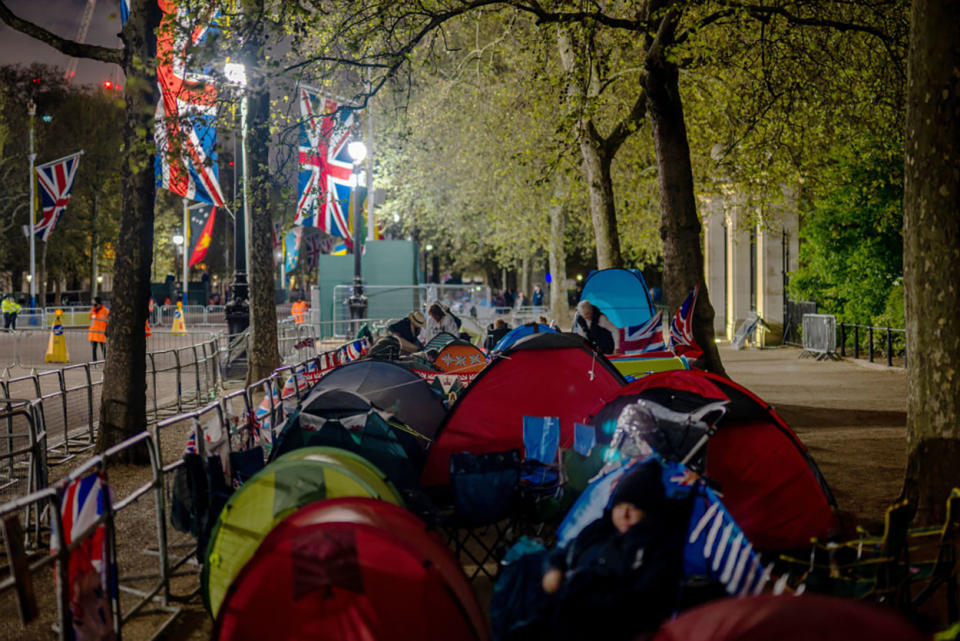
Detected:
left=579, top=268, right=656, bottom=328
left=493, top=323, right=557, bottom=352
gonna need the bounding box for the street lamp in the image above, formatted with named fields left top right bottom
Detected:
left=173, top=233, right=184, bottom=299
left=223, top=61, right=250, bottom=337
left=347, top=139, right=368, bottom=331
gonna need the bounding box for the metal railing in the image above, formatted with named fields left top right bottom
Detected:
left=0, top=337, right=366, bottom=640
left=838, top=322, right=907, bottom=368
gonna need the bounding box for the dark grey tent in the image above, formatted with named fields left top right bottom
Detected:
left=309, top=359, right=447, bottom=443
left=270, top=388, right=425, bottom=490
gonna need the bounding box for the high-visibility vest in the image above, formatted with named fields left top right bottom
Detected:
left=88, top=306, right=109, bottom=343
left=292, top=300, right=308, bottom=324
left=2, top=298, right=20, bottom=314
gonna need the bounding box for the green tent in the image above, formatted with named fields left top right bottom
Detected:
left=202, top=447, right=403, bottom=617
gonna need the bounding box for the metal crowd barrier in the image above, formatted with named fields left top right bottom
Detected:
left=0, top=334, right=366, bottom=639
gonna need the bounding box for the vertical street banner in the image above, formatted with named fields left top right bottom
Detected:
left=154, top=0, right=225, bottom=206
left=284, top=228, right=303, bottom=273
left=295, top=88, right=355, bottom=240
left=34, top=151, right=82, bottom=241
left=188, top=205, right=216, bottom=267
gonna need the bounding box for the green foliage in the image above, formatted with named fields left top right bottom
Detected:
left=789, top=139, right=903, bottom=324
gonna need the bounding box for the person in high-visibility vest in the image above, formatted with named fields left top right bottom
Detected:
left=2, top=294, right=22, bottom=330
left=145, top=298, right=154, bottom=337
left=88, top=296, right=109, bottom=361
left=291, top=297, right=308, bottom=324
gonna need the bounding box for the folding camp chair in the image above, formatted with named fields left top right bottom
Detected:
left=444, top=449, right=521, bottom=580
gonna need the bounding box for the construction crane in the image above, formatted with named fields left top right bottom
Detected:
left=63, top=0, right=99, bottom=83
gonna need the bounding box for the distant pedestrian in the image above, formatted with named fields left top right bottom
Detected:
left=532, top=285, right=544, bottom=307
left=88, top=297, right=109, bottom=361
left=2, top=294, right=21, bottom=330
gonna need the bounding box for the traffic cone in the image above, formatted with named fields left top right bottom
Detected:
left=171, top=301, right=188, bottom=335
left=45, top=309, right=70, bottom=363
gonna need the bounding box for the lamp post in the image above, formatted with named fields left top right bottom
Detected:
left=172, top=233, right=184, bottom=299
left=347, top=139, right=367, bottom=331
left=223, top=62, right=250, bottom=337
left=27, top=101, right=36, bottom=308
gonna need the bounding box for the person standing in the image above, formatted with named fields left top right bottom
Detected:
left=291, top=297, right=308, bottom=324
left=532, top=284, right=544, bottom=307
left=88, top=297, right=109, bottom=361
left=2, top=294, right=21, bottom=330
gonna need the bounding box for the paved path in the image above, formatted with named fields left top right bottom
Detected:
left=721, top=345, right=907, bottom=529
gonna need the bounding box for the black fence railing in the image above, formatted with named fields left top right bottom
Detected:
left=838, top=322, right=906, bottom=367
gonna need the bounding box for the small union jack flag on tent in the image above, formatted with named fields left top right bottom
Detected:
left=620, top=310, right=666, bottom=354
left=295, top=88, right=355, bottom=239
left=670, top=284, right=704, bottom=359
left=35, top=151, right=82, bottom=241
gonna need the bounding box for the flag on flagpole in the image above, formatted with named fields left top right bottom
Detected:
left=35, top=151, right=82, bottom=241
left=296, top=88, right=356, bottom=240
left=120, top=0, right=131, bottom=25
left=670, top=284, right=704, bottom=359
left=154, top=0, right=225, bottom=206
left=188, top=205, right=216, bottom=266
left=303, top=230, right=323, bottom=270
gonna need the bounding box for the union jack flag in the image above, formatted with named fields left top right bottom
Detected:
left=154, top=0, right=225, bottom=206
left=295, top=88, right=355, bottom=239
left=53, top=472, right=114, bottom=640
left=35, top=152, right=82, bottom=241
left=620, top=310, right=666, bottom=354
left=670, top=284, right=704, bottom=359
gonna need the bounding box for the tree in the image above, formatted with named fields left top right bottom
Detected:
left=901, top=0, right=960, bottom=523
left=0, top=0, right=161, bottom=459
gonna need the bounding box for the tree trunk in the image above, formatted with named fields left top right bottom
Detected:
left=578, top=127, right=622, bottom=269
left=96, top=0, right=161, bottom=460
left=548, top=176, right=569, bottom=327
left=645, top=56, right=725, bottom=376
left=556, top=27, right=623, bottom=271
left=900, top=0, right=960, bottom=524
left=520, top=255, right=530, bottom=304
left=244, top=73, right=280, bottom=384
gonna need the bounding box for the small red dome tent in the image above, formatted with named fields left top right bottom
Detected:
left=214, top=498, right=490, bottom=641
left=421, top=333, right=625, bottom=486
left=651, top=594, right=926, bottom=641
left=588, top=369, right=837, bottom=550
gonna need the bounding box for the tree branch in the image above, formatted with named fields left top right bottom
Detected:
left=717, top=1, right=895, bottom=43
left=605, top=86, right=647, bottom=158
left=0, top=0, right=123, bottom=64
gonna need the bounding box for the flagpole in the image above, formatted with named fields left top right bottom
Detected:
left=27, top=101, right=36, bottom=308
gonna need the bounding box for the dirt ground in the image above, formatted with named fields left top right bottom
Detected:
left=1, top=344, right=910, bottom=640
left=720, top=345, right=907, bottom=533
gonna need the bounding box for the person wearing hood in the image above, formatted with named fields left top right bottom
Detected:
left=526, top=459, right=690, bottom=641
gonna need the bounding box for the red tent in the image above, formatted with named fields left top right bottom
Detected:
left=652, top=594, right=927, bottom=641
left=215, top=498, right=489, bottom=641
left=421, top=333, right=625, bottom=486
left=588, top=369, right=837, bottom=550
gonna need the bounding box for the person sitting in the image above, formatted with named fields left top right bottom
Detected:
left=524, top=459, right=688, bottom=641
left=572, top=300, right=619, bottom=354
left=420, top=303, right=459, bottom=344
left=387, top=311, right=425, bottom=354
left=484, top=318, right=511, bottom=351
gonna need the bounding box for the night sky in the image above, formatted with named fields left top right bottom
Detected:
left=0, top=0, right=123, bottom=86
